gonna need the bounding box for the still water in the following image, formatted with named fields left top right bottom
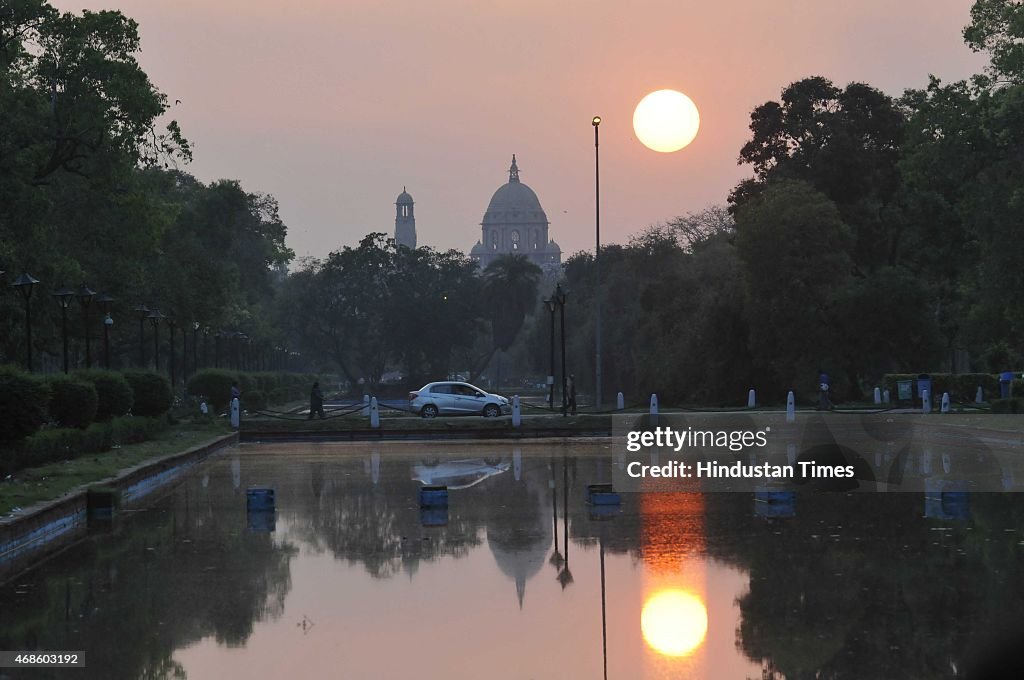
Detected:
left=2, top=440, right=1024, bottom=679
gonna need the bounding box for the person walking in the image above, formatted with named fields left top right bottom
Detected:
left=309, top=381, right=326, bottom=420
left=567, top=374, right=578, bottom=416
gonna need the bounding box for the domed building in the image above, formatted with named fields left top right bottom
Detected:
left=470, top=155, right=561, bottom=271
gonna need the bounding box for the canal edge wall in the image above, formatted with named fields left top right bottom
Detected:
left=0, top=432, right=238, bottom=582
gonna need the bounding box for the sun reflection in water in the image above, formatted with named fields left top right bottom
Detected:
left=640, top=589, right=708, bottom=657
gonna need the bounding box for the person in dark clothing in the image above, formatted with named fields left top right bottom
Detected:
left=567, top=374, right=578, bottom=415
left=309, top=381, right=326, bottom=420
left=817, top=369, right=833, bottom=411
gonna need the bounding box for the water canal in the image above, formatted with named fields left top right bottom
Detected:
left=1, top=440, right=1023, bottom=679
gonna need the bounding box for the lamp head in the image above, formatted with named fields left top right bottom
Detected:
left=592, top=116, right=601, bottom=127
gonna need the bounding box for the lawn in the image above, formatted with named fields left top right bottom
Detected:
left=1, top=423, right=232, bottom=516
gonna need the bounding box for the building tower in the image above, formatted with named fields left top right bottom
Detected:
left=395, top=187, right=416, bottom=249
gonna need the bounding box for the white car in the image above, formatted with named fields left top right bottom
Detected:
left=409, top=381, right=511, bottom=418
left=412, top=458, right=510, bottom=489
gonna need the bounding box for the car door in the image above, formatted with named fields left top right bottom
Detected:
left=448, top=384, right=477, bottom=413
left=430, top=384, right=455, bottom=413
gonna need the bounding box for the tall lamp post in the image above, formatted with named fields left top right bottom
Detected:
left=76, top=284, right=95, bottom=368
left=134, top=304, right=150, bottom=367
left=52, top=285, right=75, bottom=373
left=166, top=312, right=177, bottom=392
left=592, top=115, right=603, bottom=411
left=96, top=293, right=115, bottom=369
left=543, top=293, right=557, bottom=410
left=12, top=273, right=40, bottom=371
left=148, top=309, right=165, bottom=370
left=192, top=322, right=199, bottom=376
left=555, top=284, right=568, bottom=416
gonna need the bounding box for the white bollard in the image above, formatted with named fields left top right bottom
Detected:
left=883, top=389, right=891, bottom=404
left=747, top=389, right=756, bottom=409
left=976, top=386, right=984, bottom=404
left=941, top=392, right=951, bottom=414
left=362, top=394, right=370, bottom=417
left=649, top=394, right=659, bottom=415
left=617, top=392, right=625, bottom=410
left=922, top=389, right=931, bottom=414
left=786, top=391, right=795, bottom=423
left=370, top=396, right=380, bottom=428
left=512, top=395, right=521, bottom=427
left=230, top=397, right=240, bottom=429
left=873, top=387, right=881, bottom=405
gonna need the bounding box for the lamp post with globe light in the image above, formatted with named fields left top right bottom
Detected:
left=134, top=304, right=150, bottom=367
left=96, top=293, right=115, bottom=369
left=52, top=285, right=75, bottom=374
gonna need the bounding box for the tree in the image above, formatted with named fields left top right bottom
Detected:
left=472, top=255, right=542, bottom=382
left=964, top=0, right=1024, bottom=84
left=734, top=180, right=853, bottom=396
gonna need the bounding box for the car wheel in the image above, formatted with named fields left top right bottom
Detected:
left=421, top=404, right=439, bottom=419
left=483, top=404, right=500, bottom=418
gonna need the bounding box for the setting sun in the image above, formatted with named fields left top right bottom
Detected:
left=641, top=589, right=709, bottom=657
left=632, top=89, right=701, bottom=153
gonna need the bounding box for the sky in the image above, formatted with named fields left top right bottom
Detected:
left=54, top=0, right=987, bottom=261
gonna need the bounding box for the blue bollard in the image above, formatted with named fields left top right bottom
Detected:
left=419, top=485, right=449, bottom=508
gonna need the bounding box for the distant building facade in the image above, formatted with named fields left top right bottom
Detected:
left=395, top=187, right=416, bottom=249
left=470, top=155, right=561, bottom=270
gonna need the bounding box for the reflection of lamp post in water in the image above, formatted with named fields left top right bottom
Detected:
left=549, top=456, right=564, bottom=571
left=557, top=455, right=573, bottom=588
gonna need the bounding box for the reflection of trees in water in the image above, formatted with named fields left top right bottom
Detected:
left=703, top=492, right=1024, bottom=679
left=285, top=459, right=484, bottom=579
left=0, top=477, right=296, bottom=680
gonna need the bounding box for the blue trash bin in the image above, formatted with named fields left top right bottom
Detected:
left=916, top=374, right=932, bottom=400
left=1000, top=371, right=1014, bottom=399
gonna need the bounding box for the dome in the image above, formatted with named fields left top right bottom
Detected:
left=396, top=187, right=413, bottom=204
left=547, top=238, right=561, bottom=252
left=483, top=156, right=548, bottom=225
left=470, top=240, right=486, bottom=254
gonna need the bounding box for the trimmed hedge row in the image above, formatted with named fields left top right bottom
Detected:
left=883, top=373, right=1002, bottom=402
left=0, top=367, right=50, bottom=442
left=0, top=366, right=171, bottom=444
left=187, top=370, right=313, bottom=412
left=1, top=416, right=168, bottom=476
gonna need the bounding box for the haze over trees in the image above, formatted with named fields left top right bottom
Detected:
left=3, top=0, right=1021, bottom=404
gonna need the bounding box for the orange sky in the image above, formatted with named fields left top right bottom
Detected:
left=53, top=0, right=986, bottom=261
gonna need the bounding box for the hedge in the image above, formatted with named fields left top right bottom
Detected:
left=882, top=374, right=1001, bottom=402
left=6, top=416, right=168, bottom=475
left=0, top=366, right=50, bottom=442
left=47, top=375, right=99, bottom=429
left=187, top=370, right=313, bottom=412
left=992, top=398, right=1024, bottom=414
left=73, top=369, right=133, bottom=421
left=187, top=369, right=238, bottom=412
left=123, top=370, right=173, bottom=417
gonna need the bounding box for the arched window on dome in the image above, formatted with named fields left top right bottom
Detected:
left=532, top=230, right=539, bottom=249
left=511, top=230, right=520, bottom=250
left=491, top=231, right=498, bottom=250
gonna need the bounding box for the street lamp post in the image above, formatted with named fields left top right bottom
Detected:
left=555, top=284, right=568, bottom=416
left=12, top=273, right=40, bottom=371
left=543, top=294, right=557, bottom=410
left=192, top=322, right=199, bottom=376
left=148, top=309, right=165, bottom=370
left=52, top=285, right=75, bottom=374
left=76, top=285, right=95, bottom=369
left=134, top=304, right=150, bottom=367
left=593, top=115, right=603, bottom=411
left=96, top=293, right=115, bottom=369
left=166, top=313, right=177, bottom=392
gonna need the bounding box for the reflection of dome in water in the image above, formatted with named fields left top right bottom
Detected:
left=485, top=473, right=552, bottom=608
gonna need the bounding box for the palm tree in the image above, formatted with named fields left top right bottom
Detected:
left=470, top=254, right=542, bottom=382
